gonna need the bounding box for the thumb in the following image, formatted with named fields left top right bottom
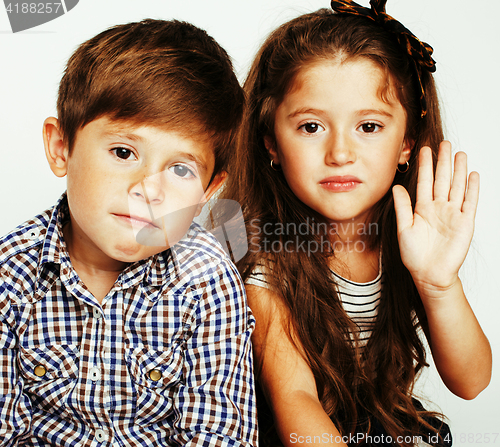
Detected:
left=393, top=185, right=414, bottom=235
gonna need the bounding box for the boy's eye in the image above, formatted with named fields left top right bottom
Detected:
left=170, top=164, right=196, bottom=179
left=113, top=148, right=137, bottom=160
left=299, top=122, right=324, bottom=134
left=358, top=122, right=382, bottom=133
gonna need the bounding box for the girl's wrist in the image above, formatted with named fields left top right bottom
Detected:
left=414, top=275, right=462, bottom=304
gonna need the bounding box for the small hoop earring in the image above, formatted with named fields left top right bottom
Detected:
left=397, top=161, right=409, bottom=173
left=270, top=160, right=281, bottom=171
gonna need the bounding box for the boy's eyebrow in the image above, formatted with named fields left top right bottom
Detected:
left=176, top=151, right=209, bottom=172
left=101, top=130, right=209, bottom=171
left=101, top=130, right=144, bottom=142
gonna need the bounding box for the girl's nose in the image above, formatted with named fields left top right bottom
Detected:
left=325, top=131, right=356, bottom=166
left=129, top=171, right=165, bottom=204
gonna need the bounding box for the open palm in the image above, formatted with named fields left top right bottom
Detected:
left=393, top=141, right=479, bottom=292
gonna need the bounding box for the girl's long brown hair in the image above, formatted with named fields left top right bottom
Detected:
left=221, top=9, right=446, bottom=446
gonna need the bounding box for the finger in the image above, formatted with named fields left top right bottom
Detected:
left=416, top=146, right=434, bottom=204
left=393, top=185, right=414, bottom=235
left=462, top=171, right=480, bottom=218
left=433, top=141, right=452, bottom=200
left=449, top=151, right=467, bottom=205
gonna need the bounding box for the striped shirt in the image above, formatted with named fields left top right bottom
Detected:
left=330, top=268, right=382, bottom=346
left=246, top=264, right=439, bottom=447
left=246, top=263, right=382, bottom=346
left=0, top=194, right=258, bottom=447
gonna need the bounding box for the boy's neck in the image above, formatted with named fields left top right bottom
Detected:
left=63, top=222, right=128, bottom=303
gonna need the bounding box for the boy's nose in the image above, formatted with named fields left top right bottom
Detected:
left=129, top=171, right=165, bottom=204
left=325, top=131, right=356, bottom=166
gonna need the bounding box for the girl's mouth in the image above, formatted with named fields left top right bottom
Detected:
left=320, top=176, right=361, bottom=192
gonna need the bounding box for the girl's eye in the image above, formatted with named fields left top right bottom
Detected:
left=299, top=122, right=325, bottom=134
left=358, top=122, right=382, bottom=133
left=170, top=164, right=196, bottom=179
left=113, top=147, right=137, bottom=160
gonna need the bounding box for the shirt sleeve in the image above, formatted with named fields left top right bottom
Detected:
left=170, top=259, right=258, bottom=447
left=0, top=290, right=33, bottom=446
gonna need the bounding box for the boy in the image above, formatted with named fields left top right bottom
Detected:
left=0, top=19, right=257, bottom=446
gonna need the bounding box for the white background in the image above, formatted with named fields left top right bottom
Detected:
left=0, top=0, right=498, bottom=444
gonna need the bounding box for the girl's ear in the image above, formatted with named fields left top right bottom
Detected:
left=398, top=138, right=413, bottom=164
left=43, top=117, right=69, bottom=178
left=264, top=135, right=280, bottom=165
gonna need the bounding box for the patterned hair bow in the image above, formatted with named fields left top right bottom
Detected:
left=330, top=0, right=436, bottom=117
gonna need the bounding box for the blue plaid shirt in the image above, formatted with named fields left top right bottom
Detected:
left=0, top=194, right=258, bottom=446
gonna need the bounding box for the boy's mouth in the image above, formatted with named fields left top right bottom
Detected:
left=113, top=214, right=161, bottom=230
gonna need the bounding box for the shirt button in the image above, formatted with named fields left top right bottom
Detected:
left=95, top=429, right=106, bottom=442
left=93, top=308, right=101, bottom=319
left=149, top=369, right=162, bottom=381
left=28, top=227, right=40, bottom=240
left=89, top=367, right=101, bottom=381
left=34, top=365, right=46, bottom=377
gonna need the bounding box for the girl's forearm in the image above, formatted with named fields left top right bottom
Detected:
left=417, top=277, right=492, bottom=399
left=272, top=390, right=347, bottom=447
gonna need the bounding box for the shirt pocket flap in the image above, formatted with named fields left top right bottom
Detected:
left=127, top=346, right=183, bottom=389
left=18, top=344, right=80, bottom=381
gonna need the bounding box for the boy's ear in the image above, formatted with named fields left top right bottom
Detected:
left=43, top=117, right=69, bottom=178
left=194, top=171, right=228, bottom=217
left=398, top=138, right=413, bottom=165
left=264, top=135, right=280, bottom=165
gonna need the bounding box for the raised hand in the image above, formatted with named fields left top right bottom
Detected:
left=392, top=141, right=479, bottom=295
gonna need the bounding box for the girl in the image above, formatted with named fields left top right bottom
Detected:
left=222, top=1, right=492, bottom=446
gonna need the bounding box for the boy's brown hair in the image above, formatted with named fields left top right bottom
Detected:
left=57, top=19, right=244, bottom=178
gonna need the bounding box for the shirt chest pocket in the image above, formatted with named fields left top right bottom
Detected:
left=17, top=344, right=80, bottom=412
left=127, top=345, right=184, bottom=388
left=126, top=346, right=184, bottom=426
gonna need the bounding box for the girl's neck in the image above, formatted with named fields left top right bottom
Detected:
left=328, top=215, right=378, bottom=245
left=330, top=244, right=380, bottom=283
left=328, top=217, right=380, bottom=283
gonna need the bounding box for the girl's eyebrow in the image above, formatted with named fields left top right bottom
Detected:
left=356, top=109, right=394, bottom=118
left=287, top=108, right=394, bottom=119
left=287, top=107, right=325, bottom=119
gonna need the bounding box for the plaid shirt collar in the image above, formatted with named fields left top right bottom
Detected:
left=35, top=193, right=172, bottom=302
